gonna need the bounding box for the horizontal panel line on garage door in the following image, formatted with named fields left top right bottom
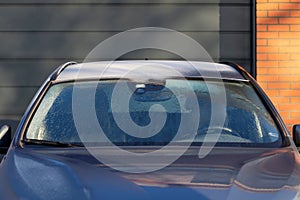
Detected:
left=0, top=3, right=251, bottom=6
left=0, top=58, right=250, bottom=62
left=0, top=30, right=251, bottom=33
left=0, top=58, right=221, bottom=62
left=0, top=86, right=39, bottom=88
left=0, top=58, right=76, bottom=61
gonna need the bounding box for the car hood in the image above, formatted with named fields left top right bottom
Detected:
left=1, top=146, right=300, bottom=200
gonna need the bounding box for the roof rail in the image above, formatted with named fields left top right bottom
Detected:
left=50, top=61, right=77, bottom=80
left=220, top=62, right=253, bottom=81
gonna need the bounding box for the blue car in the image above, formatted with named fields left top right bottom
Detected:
left=0, top=60, right=300, bottom=200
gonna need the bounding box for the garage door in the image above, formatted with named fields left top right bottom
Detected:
left=0, top=0, right=255, bottom=128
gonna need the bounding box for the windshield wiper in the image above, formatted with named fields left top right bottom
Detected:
left=23, top=139, right=84, bottom=147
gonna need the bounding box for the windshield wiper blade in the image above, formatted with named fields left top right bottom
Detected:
left=23, top=139, right=84, bottom=147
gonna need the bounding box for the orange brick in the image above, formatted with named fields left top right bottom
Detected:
left=291, top=112, right=300, bottom=118
left=269, top=67, right=284, bottom=74
left=278, top=104, right=290, bottom=111
left=280, top=32, right=300, bottom=38
left=257, top=46, right=279, bottom=53
left=257, top=75, right=279, bottom=82
left=279, top=3, right=300, bottom=10
left=257, top=3, right=278, bottom=10
left=257, top=67, right=268, bottom=74
left=280, top=90, right=300, bottom=97
left=291, top=25, right=300, bottom=31
left=272, top=97, right=290, bottom=104
left=290, top=11, right=300, bottom=17
left=276, top=67, right=295, bottom=75
left=257, top=18, right=279, bottom=25
left=257, top=39, right=267, bottom=45
left=268, top=83, right=290, bottom=89
left=257, top=11, right=268, bottom=17
left=257, top=61, right=278, bottom=67
left=269, top=0, right=290, bottom=2
left=257, top=25, right=267, bottom=31
left=279, top=104, right=300, bottom=111
left=268, top=10, right=289, bottom=17
left=277, top=67, right=300, bottom=74
left=268, top=25, right=289, bottom=31
left=283, top=119, right=300, bottom=126
left=279, top=18, right=300, bottom=24
left=279, top=47, right=300, bottom=53
left=291, top=83, right=300, bottom=89
left=268, top=53, right=290, bottom=60
left=257, top=32, right=279, bottom=38
left=268, top=39, right=290, bottom=46
left=291, top=97, right=300, bottom=103
left=278, top=75, right=300, bottom=81
left=265, top=89, right=279, bottom=97
left=291, top=54, right=300, bottom=60
left=257, top=53, right=268, bottom=60
left=278, top=62, right=300, bottom=68
left=290, top=39, right=300, bottom=45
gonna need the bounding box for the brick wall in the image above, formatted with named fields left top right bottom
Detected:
left=257, top=0, right=300, bottom=132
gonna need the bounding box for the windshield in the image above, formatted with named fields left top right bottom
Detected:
left=25, top=79, right=281, bottom=147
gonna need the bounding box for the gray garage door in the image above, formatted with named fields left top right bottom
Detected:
left=0, top=0, right=254, bottom=129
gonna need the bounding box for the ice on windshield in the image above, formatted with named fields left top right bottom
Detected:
left=25, top=79, right=281, bottom=147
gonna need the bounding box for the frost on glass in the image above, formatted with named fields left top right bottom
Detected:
left=25, top=80, right=280, bottom=146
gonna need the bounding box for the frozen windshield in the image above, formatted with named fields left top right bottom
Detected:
left=25, top=79, right=281, bottom=147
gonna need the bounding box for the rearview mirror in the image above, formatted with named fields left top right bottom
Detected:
left=0, top=125, right=11, bottom=154
left=134, top=83, right=172, bottom=102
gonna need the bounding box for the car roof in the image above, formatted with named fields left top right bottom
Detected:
left=55, top=60, right=246, bottom=82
